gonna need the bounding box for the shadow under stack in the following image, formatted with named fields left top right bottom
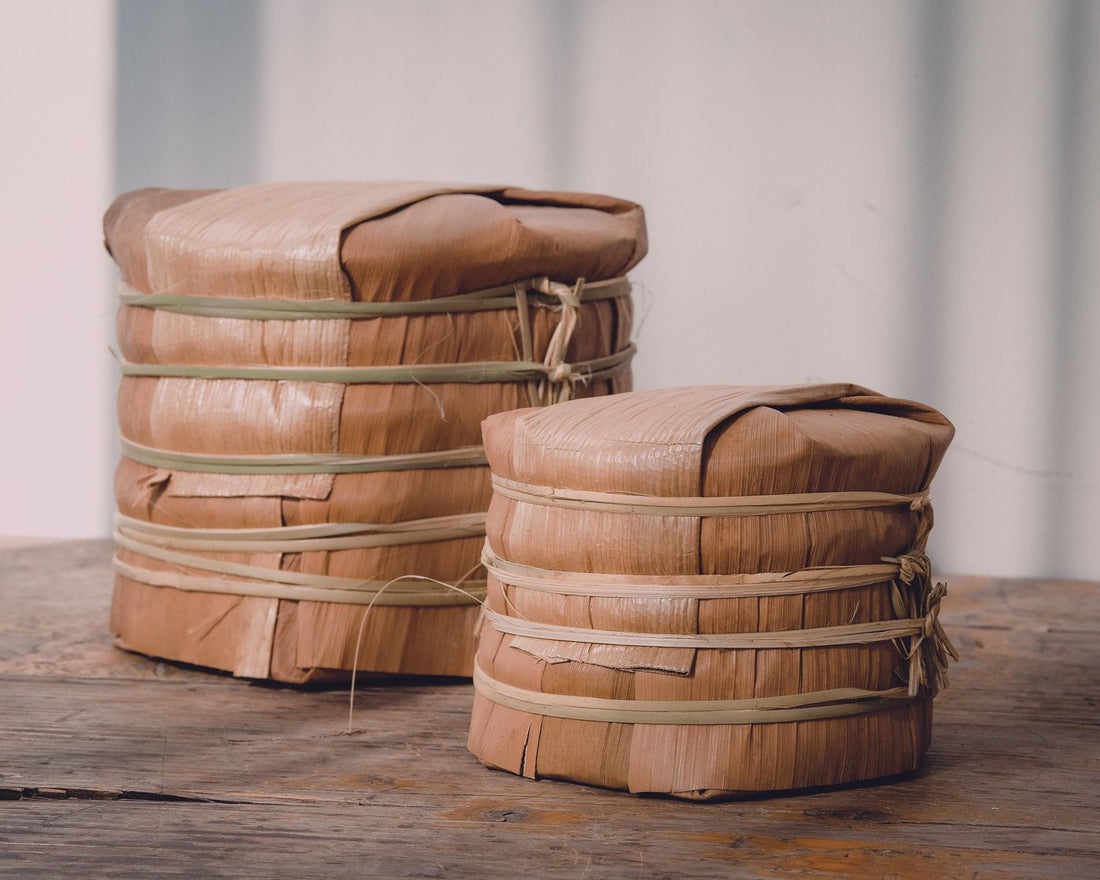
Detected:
left=469, top=384, right=957, bottom=799
left=105, top=181, right=646, bottom=682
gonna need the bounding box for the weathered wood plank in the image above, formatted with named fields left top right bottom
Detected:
left=1, top=541, right=1098, bottom=878
left=2, top=798, right=1098, bottom=880
left=0, top=668, right=1097, bottom=827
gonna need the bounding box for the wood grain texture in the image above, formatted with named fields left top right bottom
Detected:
left=1, top=541, right=1098, bottom=878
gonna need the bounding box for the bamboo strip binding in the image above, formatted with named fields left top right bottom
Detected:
left=467, top=384, right=957, bottom=799
left=105, top=181, right=646, bottom=682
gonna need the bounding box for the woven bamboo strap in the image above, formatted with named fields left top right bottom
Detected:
left=118, top=437, right=489, bottom=475
left=113, top=512, right=487, bottom=606
left=482, top=546, right=899, bottom=598
left=483, top=606, right=927, bottom=649
left=472, top=664, right=915, bottom=725
left=117, top=276, right=631, bottom=319
left=116, top=512, right=485, bottom=552
left=485, top=546, right=955, bottom=695
left=117, top=343, right=634, bottom=386
left=113, top=554, right=486, bottom=606
left=490, top=476, right=930, bottom=517
left=118, top=274, right=630, bottom=406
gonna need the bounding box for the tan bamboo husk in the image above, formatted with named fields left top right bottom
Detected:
left=104, top=182, right=645, bottom=682
left=468, top=384, right=956, bottom=799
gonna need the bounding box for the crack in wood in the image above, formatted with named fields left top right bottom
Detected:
left=2, top=786, right=244, bottom=804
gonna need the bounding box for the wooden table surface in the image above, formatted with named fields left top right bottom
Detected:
left=1, top=540, right=1097, bottom=879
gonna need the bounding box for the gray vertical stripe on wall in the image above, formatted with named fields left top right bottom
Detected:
left=115, top=0, right=260, bottom=192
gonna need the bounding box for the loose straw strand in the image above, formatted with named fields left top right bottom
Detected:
left=347, top=564, right=487, bottom=731
left=512, top=283, right=541, bottom=408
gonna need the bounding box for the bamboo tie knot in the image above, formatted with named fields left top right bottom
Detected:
left=508, top=275, right=632, bottom=408
left=884, top=552, right=959, bottom=697
left=548, top=362, right=574, bottom=383
left=919, top=580, right=948, bottom=639
left=906, top=495, right=935, bottom=551
left=893, top=551, right=930, bottom=586
left=537, top=278, right=586, bottom=405
left=539, top=277, right=584, bottom=309
left=910, top=579, right=957, bottom=696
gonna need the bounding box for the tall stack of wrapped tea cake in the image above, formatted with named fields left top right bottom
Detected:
left=105, top=182, right=646, bottom=682
left=469, top=385, right=956, bottom=798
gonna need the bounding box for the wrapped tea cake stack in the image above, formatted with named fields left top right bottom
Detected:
left=469, top=384, right=956, bottom=798
left=105, top=181, right=645, bottom=682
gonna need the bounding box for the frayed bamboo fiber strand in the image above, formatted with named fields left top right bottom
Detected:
left=346, top=569, right=486, bottom=729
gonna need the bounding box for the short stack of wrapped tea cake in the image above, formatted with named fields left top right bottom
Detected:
left=105, top=181, right=646, bottom=682
left=469, top=384, right=956, bottom=798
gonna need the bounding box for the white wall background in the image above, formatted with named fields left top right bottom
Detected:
left=2, top=0, right=1098, bottom=582
left=0, top=0, right=115, bottom=540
